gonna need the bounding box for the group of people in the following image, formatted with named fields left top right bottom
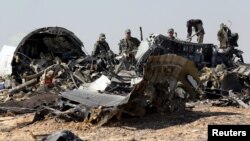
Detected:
left=166, top=19, right=205, bottom=43
left=92, top=29, right=140, bottom=66
left=92, top=19, right=239, bottom=67
left=167, top=19, right=238, bottom=49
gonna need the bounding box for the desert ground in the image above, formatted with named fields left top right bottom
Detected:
left=0, top=103, right=250, bottom=141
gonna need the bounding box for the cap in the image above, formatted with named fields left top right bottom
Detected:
left=125, top=29, right=131, bottom=33
left=99, top=33, right=106, bottom=40
left=168, top=28, right=174, bottom=33
left=220, top=23, right=226, bottom=29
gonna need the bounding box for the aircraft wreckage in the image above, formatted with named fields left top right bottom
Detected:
left=0, top=27, right=250, bottom=125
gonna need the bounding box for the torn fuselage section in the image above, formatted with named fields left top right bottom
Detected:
left=11, top=27, right=86, bottom=83
left=135, top=34, right=215, bottom=74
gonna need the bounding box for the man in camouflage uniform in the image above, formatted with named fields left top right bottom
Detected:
left=217, top=23, right=239, bottom=48
left=187, top=19, right=205, bottom=43
left=92, top=33, right=112, bottom=58
left=217, top=23, right=229, bottom=48
left=92, top=33, right=116, bottom=70
left=118, top=29, right=140, bottom=65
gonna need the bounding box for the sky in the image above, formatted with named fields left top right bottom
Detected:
left=0, top=0, right=250, bottom=61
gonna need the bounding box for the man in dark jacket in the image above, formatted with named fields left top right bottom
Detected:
left=187, top=19, right=205, bottom=43
left=92, top=33, right=116, bottom=70
left=92, top=33, right=112, bottom=57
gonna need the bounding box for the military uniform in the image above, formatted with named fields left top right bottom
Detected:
left=217, top=23, right=239, bottom=48
left=118, top=29, right=140, bottom=68
left=118, top=37, right=140, bottom=55
left=92, top=41, right=110, bottom=57
left=92, top=33, right=111, bottom=58
left=187, top=19, right=205, bottom=43
left=217, top=24, right=229, bottom=48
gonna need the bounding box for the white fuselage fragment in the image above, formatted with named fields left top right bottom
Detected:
left=0, top=45, right=16, bottom=76
left=135, top=33, right=159, bottom=60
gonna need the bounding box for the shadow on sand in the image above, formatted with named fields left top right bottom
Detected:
left=106, top=110, right=240, bottom=130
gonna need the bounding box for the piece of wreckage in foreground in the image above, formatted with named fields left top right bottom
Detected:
left=53, top=54, right=200, bottom=125
left=35, top=35, right=206, bottom=125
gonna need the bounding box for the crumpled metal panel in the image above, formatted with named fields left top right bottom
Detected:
left=61, top=89, right=126, bottom=107
left=232, top=64, right=250, bottom=77
left=43, top=130, right=84, bottom=141
left=144, top=54, right=200, bottom=96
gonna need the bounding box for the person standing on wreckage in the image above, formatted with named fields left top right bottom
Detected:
left=118, top=29, right=141, bottom=66
left=186, top=19, right=205, bottom=43
left=92, top=33, right=113, bottom=57
left=217, top=23, right=239, bottom=49
left=92, top=33, right=115, bottom=70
